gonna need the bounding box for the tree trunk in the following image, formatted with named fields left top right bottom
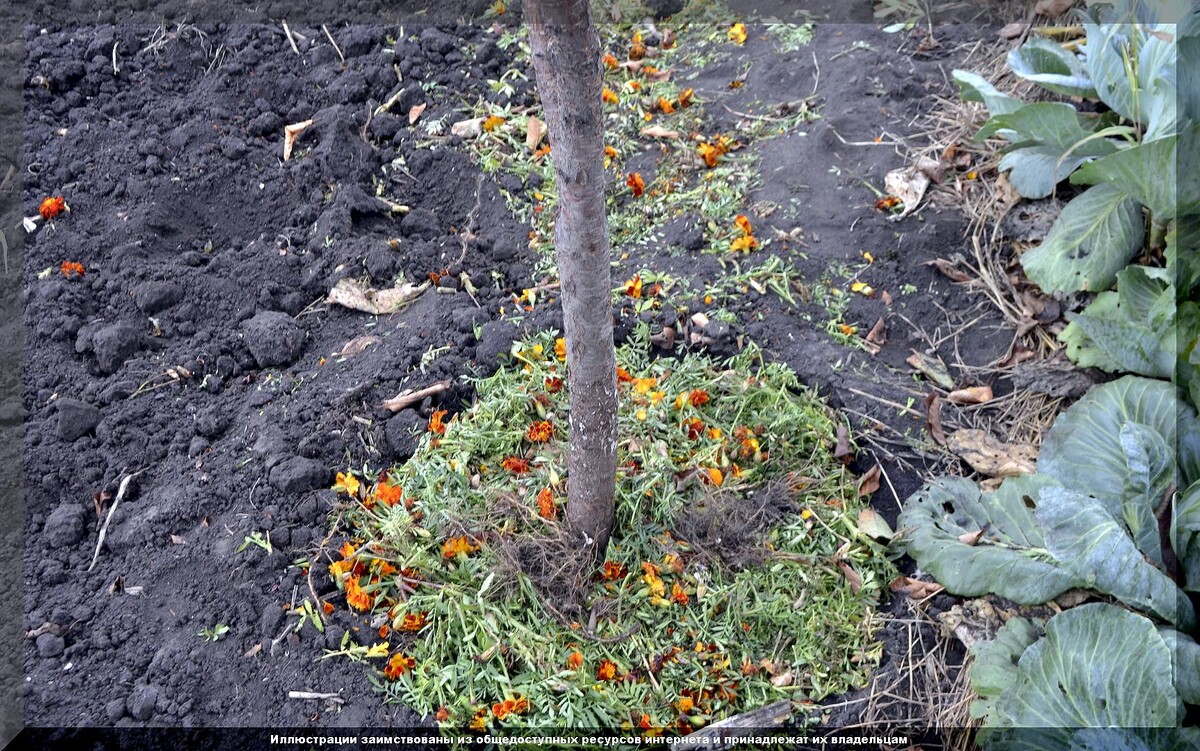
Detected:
left=526, top=0, right=618, bottom=558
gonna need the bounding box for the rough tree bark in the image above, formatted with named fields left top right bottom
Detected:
left=525, top=0, right=619, bottom=558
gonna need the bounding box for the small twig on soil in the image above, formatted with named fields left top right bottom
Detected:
left=454, top=173, right=485, bottom=267
left=288, top=691, right=344, bottom=703
left=0, top=230, right=8, bottom=274
left=846, top=387, right=925, bottom=418
left=380, top=380, right=450, bottom=412
left=281, top=21, right=301, bottom=55
left=88, top=470, right=146, bottom=572
left=809, top=50, right=820, bottom=98
left=827, top=125, right=904, bottom=147
left=111, top=42, right=120, bottom=74
left=685, top=700, right=792, bottom=749
left=321, top=25, right=345, bottom=64
left=578, top=622, right=640, bottom=645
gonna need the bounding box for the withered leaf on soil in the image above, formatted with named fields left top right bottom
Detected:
left=999, top=22, right=1027, bottom=39
left=836, top=561, right=863, bottom=594
left=882, top=165, right=930, bottom=221
left=451, top=117, right=483, bottom=139
left=908, top=350, right=955, bottom=390
left=856, top=464, right=882, bottom=497
left=170, top=534, right=188, bottom=546
left=282, top=119, right=314, bottom=161
left=946, top=428, right=1038, bottom=478
left=865, top=317, right=888, bottom=347
left=326, top=278, right=428, bottom=315
left=526, top=116, right=548, bottom=151
left=833, top=424, right=854, bottom=464
left=888, top=576, right=944, bottom=600
left=407, top=102, right=427, bottom=125
left=770, top=670, right=794, bottom=687
left=856, top=506, right=894, bottom=540
left=947, top=385, right=993, bottom=405
left=924, top=392, right=946, bottom=445
left=1034, top=0, right=1074, bottom=16
left=640, top=125, right=680, bottom=139
left=335, top=335, right=383, bottom=358
left=380, top=380, right=451, bottom=412
left=926, top=258, right=972, bottom=283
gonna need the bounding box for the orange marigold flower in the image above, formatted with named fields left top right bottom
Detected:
left=344, top=575, right=372, bottom=612
left=671, top=581, right=689, bottom=605
left=677, top=696, right=694, bottom=713
left=706, top=467, right=724, bottom=487
left=689, top=390, right=711, bottom=407
left=632, top=377, right=656, bottom=395
left=727, top=22, right=748, bottom=45
left=730, top=235, right=759, bottom=253
left=536, top=487, right=557, bottom=519
left=545, top=376, right=564, bottom=393
left=678, top=88, right=695, bottom=108
left=602, top=87, right=620, bottom=105
left=435, top=706, right=451, bottom=723
left=626, top=172, right=645, bottom=198
left=469, top=708, right=488, bottom=732
left=375, top=482, right=403, bottom=507
left=734, top=214, right=753, bottom=237
left=39, top=196, right=66, bottom=220
left=482, top=115, right=506, bottom=132
left=629, top=40, right=646, bottom=60
left=375, top=560, right=398, bottom=576
left=378, top=624, right=390, bottom=638
left=624, top=274, right=643, bottom=298
left=501, top=456, right=531, bottom=474
left=604, top=145, right=618, bottom=159
left=876, top=195, right=901, bottom=211
left=339, top=541, right=357, bottom=559
left=602, top=561, right=628, bottom=581
left=683, top=417, right=704, bottom=440
left=657, top=96, right=675, bottom=114
left=603, top=52, right=618, bottom=69
left=555, top=337, right=567, bottom=361
left=384, top=652, right=416, bottom=680
left=526, top=420, right=554, bottom=443
left=597, top=658, right=619, bottom=681
left=322, top=600, right=335, bottom=615
left=428, top=409, right=448, bottom=435
left=616, top=366, right=634, bottom=383
left=567, top=651, right=584, bottom=670
left=399, top=611, right=428, bottom=632
left=59, top=261, right=85, bottom=277
left=442, top=535, right=479, bottom=559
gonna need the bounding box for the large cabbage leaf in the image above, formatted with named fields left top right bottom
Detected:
left=1059, top=265, right=1177, bottom=378
left=897, top=475, right=1083, bottom=603
left=1035, top=486, right=1193, bottom=629
left=1007, top=37, right=1097, bottom=98
left=1020, top=183, right=1144, bottom=293
left=975, top=604, right=1181, bottom=751
left=1176, top=480, right=1200, bottom=592
left=1037, top=376, right=1200, bottom=519
left=969, top=617, right=1044, bottom=722
left=1071, top=135, right=1177, bottom=221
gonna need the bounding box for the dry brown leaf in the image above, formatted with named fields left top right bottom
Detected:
left=999, top=22, right=1028, bottom=39
left=1034, top=0, right=1074, bottom=17
left=526, top=116, right=548, bottom=151
left=856, top=464, right=882, bottom=497
left=335, top=335, right=382, bottom=358
left=957, top=529, right=985, bottom=546
left=833, top=424, right=854, bottom=464
left=889, top=575, right=944, bottom=600
left=881, top=290, right=893, bottom=306
left=926, top=257, right=972, bottom=283
left=170, top=534, right=188, bottom=545
left=856, top=506, right=894, bottom=541
left=326, top=278, right=428, bottom=315
left=946, top=429, right=1038, bottom=478
left=451, top=117, right=483, bottom=139
left=883, top=165, right=930, bottom=221
left=770, top=671, right=794, bottom=687
left=282, top=119, right=314, bottom=161
left=865, top=317, right=888, bottom=347
left=836, top=561, right=863, bottom=594
left=380, top=380, right=451, bottom=412
left=908, top=350, right=956, bottom=390
left=408, top=102, right=427, bottom=125
left=243, top=643, right=263, bottom=658
left=640, top=125, right=680, bottom=139
left=925, top=392, right=946, bottom=445
left=947, top=385, right=994, bottom=405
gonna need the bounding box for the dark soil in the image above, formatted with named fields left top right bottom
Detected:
left=20, top=12, right=1015, bottom=735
